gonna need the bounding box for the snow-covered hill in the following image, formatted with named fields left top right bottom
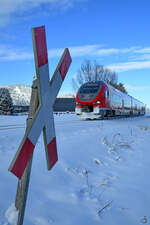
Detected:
left=0, top=85, right=75, bottom=106
left=0, top=85, right=31, bottom=106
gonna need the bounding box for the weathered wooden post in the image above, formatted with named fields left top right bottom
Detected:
left=8, top=25, right=72, bottom=225
left=15, top=78, right=38, bottom=225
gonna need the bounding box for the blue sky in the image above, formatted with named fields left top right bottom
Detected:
left=0, top=0, right=150, bottom=107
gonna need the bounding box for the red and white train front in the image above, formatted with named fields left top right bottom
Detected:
left=75, top=81, right=145, bottom=119
left=75, top=81, right=109, bottom=119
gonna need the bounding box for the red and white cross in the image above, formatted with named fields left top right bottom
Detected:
left=9, top=26, right=72, bottom=179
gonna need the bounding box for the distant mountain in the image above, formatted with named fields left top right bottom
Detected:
left=57, top=93, right=75, bottom=98
left=0, top=85, right=31, bottom=106
left=0, top=84, right=75, bottom=106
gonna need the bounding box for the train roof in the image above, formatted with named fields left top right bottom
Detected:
left=80, top=81, right=102, bottom=86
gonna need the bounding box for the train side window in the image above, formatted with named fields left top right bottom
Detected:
left=105, top=89, right=109, bottom=99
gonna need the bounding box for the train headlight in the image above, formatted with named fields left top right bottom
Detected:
left=93, top=101, right=100, bottom=105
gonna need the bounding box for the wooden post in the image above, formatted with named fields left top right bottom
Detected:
left=15, top=78, right=39, bottom=225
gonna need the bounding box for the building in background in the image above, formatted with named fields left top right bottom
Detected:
left=0, top=85, right=75, bottom=114
left=54, top=98, right=75, bottom=112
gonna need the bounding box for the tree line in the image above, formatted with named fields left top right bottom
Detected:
left=72, top=60, right=127, bottom=94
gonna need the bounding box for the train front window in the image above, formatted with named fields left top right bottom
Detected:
left=78, top=81, right=102, bottom=101
left=80, top=86, right=99, bottom=94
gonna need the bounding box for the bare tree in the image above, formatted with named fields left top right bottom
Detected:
left=72, top=60, right=127, bottom=94
left=115, top=82, right=128, bottom=94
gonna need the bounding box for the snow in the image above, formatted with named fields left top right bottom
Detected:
left=4, top=204, right=18, bottom=225
left=0, top=85, right=32, bottom=106
left=0, top=84, right=75, bottom=107
left=57, top=93, right=75, bottom=98
left=0, top=113, right=150, bottom=225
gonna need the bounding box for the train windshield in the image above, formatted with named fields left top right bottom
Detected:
left=78, top=81, right=102, bottom=101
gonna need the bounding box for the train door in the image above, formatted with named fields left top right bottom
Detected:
left=122, top=99, right=124, bottom=114
left=105, top=88, right=109, bottom=107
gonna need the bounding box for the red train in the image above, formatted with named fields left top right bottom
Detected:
left=75, top=81, right=145, bottom=119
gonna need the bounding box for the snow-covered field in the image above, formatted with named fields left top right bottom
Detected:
left=0, top=113, right=150, bottom=225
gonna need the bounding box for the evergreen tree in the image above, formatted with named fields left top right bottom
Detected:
left=0, top=88, right=13, bottom=115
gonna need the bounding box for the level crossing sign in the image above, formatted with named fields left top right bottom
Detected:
left=9, top=26, right=72, bottom=179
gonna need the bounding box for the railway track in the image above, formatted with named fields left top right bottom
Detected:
left=103, top=114, right=144, bottom=120
left=0, top=114, right=145, bottom=131
left=0, top=124, right=25, bottom=131
left=0, top=120, right=83, bottom=130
